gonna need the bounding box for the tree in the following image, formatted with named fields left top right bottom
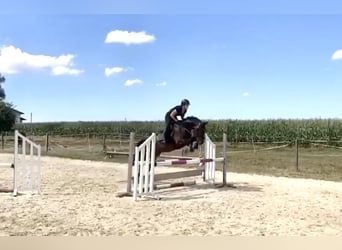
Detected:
left=0, top=87, right=5, bottom=100
left=0, top=73, right=6, bottom=100
left=0, top=73, right=16, bottom=132
left=0, top=102, right=16, bottom=132
left=0, top=74, right=5, bottom=84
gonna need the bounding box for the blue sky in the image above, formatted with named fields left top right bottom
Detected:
left=1, top=1, right=342, bottom=122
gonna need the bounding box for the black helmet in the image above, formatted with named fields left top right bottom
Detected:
left=181, top=99, right=190, bottom=106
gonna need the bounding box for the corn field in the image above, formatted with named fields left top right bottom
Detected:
left=13, top=119, right=342, bottom=143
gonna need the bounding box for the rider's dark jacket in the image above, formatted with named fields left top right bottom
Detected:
left=164, top=105, right=187, bottom=143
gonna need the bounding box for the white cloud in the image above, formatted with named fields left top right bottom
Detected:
left=0, top=45, right=83, bottom=75
left=156, top=81, right=167, bottom=87
left=105, top=30, right=155, bottom=45
left=52, top=66, right=84, bottom=76
left=105, top=66, right=133, bottom=77
left=242, top=92, right=251, bottom=97
left=125, top=79, right=142, bottom=86
left=105, top=67, right=124, bottom=77
left=331, top=49, right=342, bottom=60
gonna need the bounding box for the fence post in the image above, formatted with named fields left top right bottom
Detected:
left=222, top=133, right=227, bottom=186
left=295, top=139, right=299, bottom=171
left=87, top=133, right=91, bottom=152
left=102, top=134, right=107, bottom=151
left=126, top=132, right=135, bottom=193
left=45, top=133, right=49, bottom=153
left=251, top=137, right=256, bottom=153
left=1, top=133, right=4, bottom=151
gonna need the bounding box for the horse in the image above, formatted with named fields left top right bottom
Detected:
left=136, top=116, right=208, bottom=160
left=131, top=116, right=207, bottom=192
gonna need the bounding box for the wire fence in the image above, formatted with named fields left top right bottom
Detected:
left=1, top=132, right=158, bottom=161
left=1, top=132, right=342, bottom=181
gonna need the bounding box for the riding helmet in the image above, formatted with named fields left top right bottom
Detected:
left=181, top=99, right=190, bottom=106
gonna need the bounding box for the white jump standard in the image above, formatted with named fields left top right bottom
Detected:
left=130, top=133, right=227, bottom=201
left=0, top=130, right=41, bottom=196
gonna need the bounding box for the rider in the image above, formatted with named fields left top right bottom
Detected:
left=164, top=99, right=190, bottom=143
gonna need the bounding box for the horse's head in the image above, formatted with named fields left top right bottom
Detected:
left=182, top=116, right=208, bottom=151
left=190, top=121, right=208, bottom=150
left=192, top=121, right=208, bottom=145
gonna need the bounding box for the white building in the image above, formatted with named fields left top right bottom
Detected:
left=10, top=108, right=26, bottom=124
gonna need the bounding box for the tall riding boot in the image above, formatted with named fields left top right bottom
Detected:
left=164, top=126, right=172, bottom=143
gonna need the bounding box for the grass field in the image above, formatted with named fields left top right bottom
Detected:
left=2, top=134, right=341, bottom=182
left=228, top=145, right=342, bottom=182
left=14, top=118, right=342, bottom=143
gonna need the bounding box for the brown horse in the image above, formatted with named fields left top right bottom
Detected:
left=136, top=116, right=208, bottom=159
left=131, top=117, right=208, bottom=191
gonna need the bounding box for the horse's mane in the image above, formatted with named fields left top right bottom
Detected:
left=183, top=116, right=202, bottom=124
left=176, top=116, right=201, bottom=131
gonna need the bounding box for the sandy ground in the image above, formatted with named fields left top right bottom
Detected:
left=0, top=153, right=342, bottom=236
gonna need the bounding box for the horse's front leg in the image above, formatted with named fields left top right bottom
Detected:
left=188, top=140, right=198, bottom=152
left=189, top=143, right=194, bottom=152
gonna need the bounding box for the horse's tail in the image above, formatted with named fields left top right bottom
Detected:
left=133, top=136, right=159, bottom=166
left=135, top=138, right=146, bottom=147
left=132, top=137, right=147, bottom=166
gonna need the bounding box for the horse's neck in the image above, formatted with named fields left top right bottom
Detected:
left=180, top=121, right=195, bottom=130
left=173, top=127, right=191, bottom=144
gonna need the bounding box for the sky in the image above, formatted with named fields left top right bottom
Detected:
left=1, top=1, right=342, bottom=122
